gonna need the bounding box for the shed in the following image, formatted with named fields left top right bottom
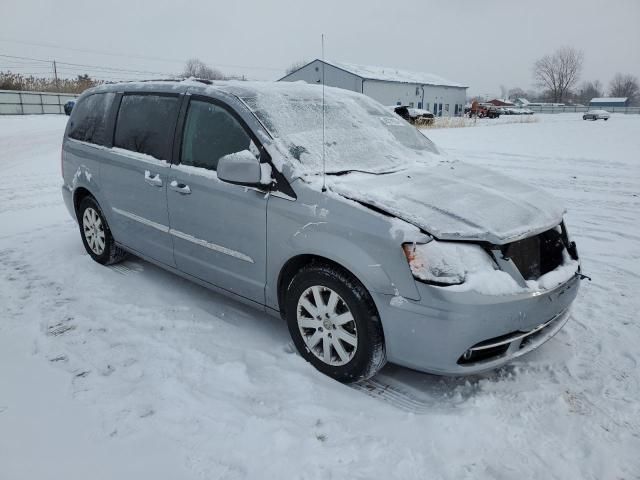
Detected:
left=488, top=99, right=515, bottom=107
left=589, top=97, right=629, bottom=108
left=279, top=59, right=468, bottom=116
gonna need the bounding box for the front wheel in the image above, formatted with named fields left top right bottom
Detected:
left=285, top=264, right=386, bottom=382
left=77, top=196, right=126, bottom=265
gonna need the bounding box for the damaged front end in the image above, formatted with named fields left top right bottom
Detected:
left=401, top=222, right=580, bottom=295
left=380, top=220, right=583, bottom=374
left=500, top=222, right=579, bottom=281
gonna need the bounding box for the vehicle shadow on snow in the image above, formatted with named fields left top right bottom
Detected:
left=352, top=364, right=510, bottom=413
left=105, top=256, right=291, bottom=346
left=354, top=333, right=572, bottom=413
left=106, top=254, right=522, bottom=414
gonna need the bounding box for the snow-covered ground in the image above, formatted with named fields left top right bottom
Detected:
left=1, top=114, right=639, bottom=479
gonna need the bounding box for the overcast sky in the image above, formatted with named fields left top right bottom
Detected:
left=2, top=0, right=639, bottom=96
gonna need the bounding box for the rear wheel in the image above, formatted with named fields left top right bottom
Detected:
left=77, top=196, right=126, bottom=265
left=285, top=264, right=386, bottom=382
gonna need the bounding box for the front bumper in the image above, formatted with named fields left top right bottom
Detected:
left=374, top=274, right=580, bottom=375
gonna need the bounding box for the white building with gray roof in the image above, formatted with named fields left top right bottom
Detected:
left=279, top=59, right=468, bottom=116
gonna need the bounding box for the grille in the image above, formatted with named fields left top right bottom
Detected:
left=502, top=228, right=564, bottom=280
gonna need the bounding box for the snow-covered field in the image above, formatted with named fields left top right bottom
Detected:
left=1, top=113, right=639, bottom=479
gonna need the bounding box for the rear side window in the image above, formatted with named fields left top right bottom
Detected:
left=114, top=94, right=180, bottom=161
left=68, top=92, right=115, bottom=146
left=181, top=100, right=252, bottom=171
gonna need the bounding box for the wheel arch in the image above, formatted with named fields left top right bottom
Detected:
left=72, top=186, right=95, bottom=220
left=277, top=254, right=379, bottom=321
left=280, top=253, right=388, bottom=381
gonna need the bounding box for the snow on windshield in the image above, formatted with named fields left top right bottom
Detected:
left=235, top=83, right=439, bottom=175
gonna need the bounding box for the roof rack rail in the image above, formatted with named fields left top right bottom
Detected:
left=190, top=78, right=213, bottom=85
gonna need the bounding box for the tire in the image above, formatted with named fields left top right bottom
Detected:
left=284, top=263, right=386, bottom=382
left=604, top=118, right=608, bottom=121
left=583, top=115, right=587, bottom=120
left=77, top=196, right=126, bottom=265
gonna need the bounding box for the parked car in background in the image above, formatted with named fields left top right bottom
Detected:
left=583, top=110, right=610, bottom=121
left=390, top=105, right=435, bottom=126
left=62, top=80, right=581, bottom=382
left=468, top=101, right=501, bottom=118
left=64, top=100, right=75, bottom=116
left=502, top=107, right=534, bottom=115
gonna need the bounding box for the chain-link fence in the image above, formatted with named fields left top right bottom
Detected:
left=526, top=105, right=640, bottom=114
left=0, top=89, right=79, bottom=115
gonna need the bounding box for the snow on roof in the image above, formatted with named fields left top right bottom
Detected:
left=516, top=98, right=530, bottom=105
left=322, top=60, right=467, bottom=88
left=488, top=98, right=515, bottom=105
left=590, top=97, right=628, bottom=103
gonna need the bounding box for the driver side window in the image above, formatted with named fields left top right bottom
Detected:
left=181, top=100, right=253, bottom=171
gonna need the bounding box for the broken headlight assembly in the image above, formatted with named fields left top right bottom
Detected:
left=402, top=240, right=498, bottom=286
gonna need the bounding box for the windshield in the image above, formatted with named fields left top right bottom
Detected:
left=236, top=83, right=439, bottom=175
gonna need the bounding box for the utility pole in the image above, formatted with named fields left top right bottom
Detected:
left=53, top=60, right=59, bottom=90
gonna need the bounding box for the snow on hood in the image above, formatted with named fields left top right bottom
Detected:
left=328, top=162, right=565, bottom=245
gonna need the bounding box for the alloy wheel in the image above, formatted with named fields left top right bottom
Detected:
left=82, top=207, right=106, bottom=255
left=296, top=285, right=358, bottom=366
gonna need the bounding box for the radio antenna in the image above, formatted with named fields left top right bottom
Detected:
left=321, top=33, right=327, bottom=192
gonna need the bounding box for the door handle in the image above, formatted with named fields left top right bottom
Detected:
left=170, top=180, right=191, bottom=195
left=144, top=170, right=163, bottom=187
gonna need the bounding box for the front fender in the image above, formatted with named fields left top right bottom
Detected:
left=265, top=192, right=422, bottom=311
left=288, top=228, right=397, bottom=295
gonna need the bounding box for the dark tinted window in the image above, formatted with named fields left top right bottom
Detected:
left=68, top=92, right=115, bottom=146
left=114, top=94, right=180, bottom=161
left=181, top=100, right=252, bottom=171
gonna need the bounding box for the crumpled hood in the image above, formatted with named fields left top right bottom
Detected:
left=328, top=162, right=565, bottom=245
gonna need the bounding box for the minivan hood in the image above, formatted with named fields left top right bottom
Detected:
left=328, top=162, right=565, bottom=245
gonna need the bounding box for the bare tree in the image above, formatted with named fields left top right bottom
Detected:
left=577, top=80, right=603, bottom=105
left=609, top=73, right=639, bottom=105
left=525, top=89, right=541, bottom=102
left=533, top=47, right=584, bottom=103
left=507, top=87, right=527, bottom=100
left=285, top=59, right=308, bottom=75
left=182, top=58, right=225, bottom=80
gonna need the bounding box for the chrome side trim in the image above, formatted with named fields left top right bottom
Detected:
left=111, top=207, right=254, bottom=263
left=470, top=311, right=563, bottom=351
left=112, top=207, right=169, bottom=233
left=169, top=228, right=254, bottom=263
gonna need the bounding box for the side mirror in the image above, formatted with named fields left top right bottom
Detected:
left=217, top=150, right=262, bottom=186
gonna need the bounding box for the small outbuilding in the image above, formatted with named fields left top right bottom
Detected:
left=513, top=98, right=530, bottom=107
left=589, top=97, right=629, bottom=108
left=279, top=59, right=468, bottom=116
left=488, top=99, right=515, bottom=107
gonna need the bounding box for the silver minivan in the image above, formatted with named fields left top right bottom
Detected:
left=61, top=80, right=581, bottom=382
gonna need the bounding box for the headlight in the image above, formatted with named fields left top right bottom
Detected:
left=402, top=240, right=497, bottom=285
